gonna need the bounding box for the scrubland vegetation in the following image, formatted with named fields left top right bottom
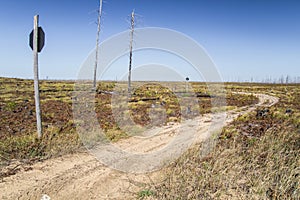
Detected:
left=146, top=83, right=299, bottom=199
left=0, top=77, right=298, bottom=199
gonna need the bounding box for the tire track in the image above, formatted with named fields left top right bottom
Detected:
left=0, top=93, right=278, bottom=200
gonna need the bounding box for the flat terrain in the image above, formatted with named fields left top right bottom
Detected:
left=1, top=91, right=277, bottom=199
left=0, top=78, right=299, bottom=199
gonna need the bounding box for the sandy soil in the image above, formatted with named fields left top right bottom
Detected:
left=0, top=93, right=278, bottom=200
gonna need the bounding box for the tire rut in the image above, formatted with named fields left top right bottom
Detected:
left=0, top=93, right=278, bottom=200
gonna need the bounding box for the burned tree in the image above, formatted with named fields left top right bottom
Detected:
left=128, top=10, right=135, bottom=98
left=93, top=0, right=103, bottom=89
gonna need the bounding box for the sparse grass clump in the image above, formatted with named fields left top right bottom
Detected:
left=138, top=189, right=155, bottom=199
left=0, top=125, right=80, bottom=161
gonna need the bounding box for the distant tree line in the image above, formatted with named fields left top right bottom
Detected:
left=226, top=75, right=300, bottom=84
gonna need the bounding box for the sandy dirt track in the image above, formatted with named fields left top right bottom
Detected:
left=0, top=93, right=278, bottom=200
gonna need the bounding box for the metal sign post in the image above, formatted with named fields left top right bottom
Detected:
left=29, top=15, right=45, bottom=139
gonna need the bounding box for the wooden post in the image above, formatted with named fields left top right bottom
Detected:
left=93, top=0, right=103, bottom=89
left=128, top=10, right=135, bottom=98
left=33, top=15, right=42, bottom=138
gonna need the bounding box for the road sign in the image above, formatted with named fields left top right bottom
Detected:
left=32, top=15, right=43, bottom=138
left=29, top=27, right=45, bottom=53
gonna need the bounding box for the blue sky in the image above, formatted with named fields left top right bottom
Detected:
left=0, top=0, right=299, bottom=81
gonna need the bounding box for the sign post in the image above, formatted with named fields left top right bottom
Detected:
left=30, top=15, right=45, bottom=139
left=185, top=77, right=189, bottom=93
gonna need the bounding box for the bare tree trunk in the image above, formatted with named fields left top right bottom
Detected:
left=128, top=10, right=135, bottom=98
left=93, top=0, right=103, bottom=89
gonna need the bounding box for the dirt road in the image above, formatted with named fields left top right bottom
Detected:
left=0, top=93, right=278, bottom=200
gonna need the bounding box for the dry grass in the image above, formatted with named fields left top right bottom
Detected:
left=1, top=78, right=298, bottom=199
left=145, top=84, right=300, bottom=200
